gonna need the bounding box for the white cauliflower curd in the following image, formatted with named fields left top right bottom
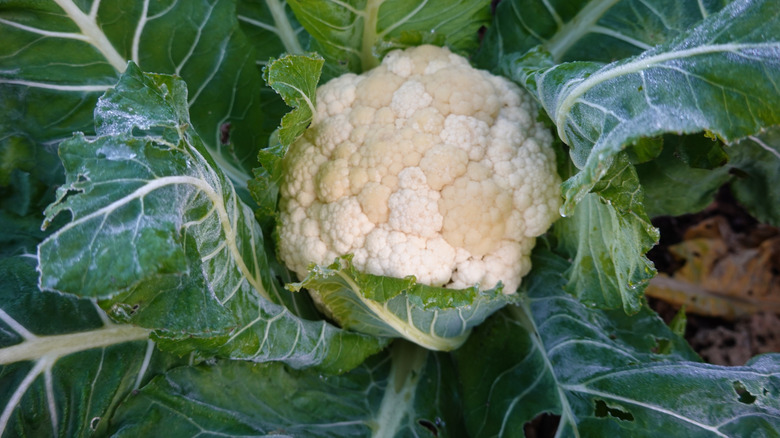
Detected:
left=278, top=45, right=561, bottom=294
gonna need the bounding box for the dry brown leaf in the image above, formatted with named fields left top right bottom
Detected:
left=645, top=216, right=780, bottom=319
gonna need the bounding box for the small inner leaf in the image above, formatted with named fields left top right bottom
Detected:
left=288, top=255, right=514, bottom=350
left=262, top=53, right=324, bottom=146
left=288, top=0, right=490, bottom=77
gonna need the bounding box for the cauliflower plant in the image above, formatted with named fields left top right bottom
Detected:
left=278, top=45, right=561, bottom=294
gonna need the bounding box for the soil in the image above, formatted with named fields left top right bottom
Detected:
left=647, top=186, right=780, bottom=366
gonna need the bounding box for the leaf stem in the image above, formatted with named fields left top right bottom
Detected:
left=543, top=0, right=620, bottom=62
left=266, top=0, right=304, bottom=54
left=0, top=325, right=150, bottom=365
left=372, top=340, right=428, bottom=438
left=360, top=0, right=385, bottom=71
left=53, top=0, right=127, bottom=72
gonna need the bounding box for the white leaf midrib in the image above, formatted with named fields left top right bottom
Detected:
left=0, top=357, right=50, bottom=434
left=0, top=324, right=150, bottom=365
left=552, top=42, right=776, bottom=144
left=131, top=0, right=151, bottom=64
left=266, top=0, right=304, bottom=54
left=333, top=270, right=468, bottom=350
left=0, top=79, right=111, bottom=92
left=0, top=17, right=89, bottom=41
left=372, top=341, right=427, bottom=438
left=53, top=0, right=127, bottom=72
left=43, top=171, right=269, bottom=302
left=543, top=0, right=621, bottom=62
left=508, top=304, right=582, bottom=438
left=0, top=318, right=150, bottom=436
left=561, top=384, right=730, bottom=436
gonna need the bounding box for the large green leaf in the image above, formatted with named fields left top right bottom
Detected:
left=237, top=0, right=311, bottom=153
left=636, top=135, right=731, bottom=218
left=506, top=0, right=780, bottom=213
left=37, top=65, right=385, bottom=373
left=552, top=153, right=658, bottom=312
left=0, top=0, right=266, bottom=182
left=238, top=0, right=307, bottom=59
left=0, top=138, right=64, bottom=258
left=635, top=126, right=780, bottom=224
left=477, top=0, right=729, bottom=69
left=289, top=256, right=516, bottom=351
left=109, top=341, right=465, bottom=437
left=727, top=127, right=780, bottom=226
left=0, top=257, right=184, bottom=438
left=454, top=250, right=780, bottom=436
left=286, top=0, right=491, bottom=77
left=495, top=0, right=779, bottom=311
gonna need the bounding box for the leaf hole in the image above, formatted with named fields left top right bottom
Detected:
left=728, top=167, right=749, bottom=178
left=220, top=122, right=231, bottom=145
left=90, top=417, right=101, bottom=430
left=733, top=381, right=757, bottom=404
left=417, top=419, right=438, bottom=436
left=594, top=399, right=635, bottom=422
left=652, top=337, right=671, bottom=354
left=523, top=413, right=560, bottom=437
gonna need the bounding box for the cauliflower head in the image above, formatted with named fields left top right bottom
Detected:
left=278, top=45, right=561, bottom=294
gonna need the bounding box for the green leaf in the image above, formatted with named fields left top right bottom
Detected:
left=248, top=134, right=286, bottom=218
left=263, top=53, right=325, bottom=146
left=506, top=0, right=780, bottom=214
left=39, top=64, right=249, bottom=332
left=638, top=129, right=780, bottom=222
left=289, top=256, right=515, bottom=351
left=455, top=249, right=780, bottom=436
left=477, top=0, right=729, bottom=69
left=237, top=0, right=311, bottom=150
left=727, top=127, right=780, bottom=226
left=236, top=2, right=318, bottom=222
left=37, top=65, right=385, bottom=373
left=0, top=137, right=64, bottom=258
left=238, top=0, right=307, bottom=58
left=0, top=0, right=267, bottom=182
left=0, top=257, right=184, bottom=437
left=287, top=0, right=491, bottom=77
left=552, top=153, right=658, bottom=312
left=248, top=135, right=323, bottom=321
left=670, top=135, right=729, bottom=170
left=656, top=306, right=687, bottom=355
left=636, top=135, right=731, bottom=217
left=109, top=341, right=465, bottom=437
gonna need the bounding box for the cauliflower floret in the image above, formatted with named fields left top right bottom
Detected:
left=278, top=45, right=561, bottom=293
